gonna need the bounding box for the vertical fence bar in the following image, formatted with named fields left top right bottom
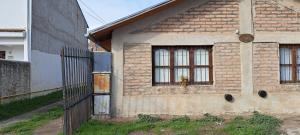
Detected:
left=61, top=47, right=93, bottom=135
left=61, top=47, right=67, bottom=135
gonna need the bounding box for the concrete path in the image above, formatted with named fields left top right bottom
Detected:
left=0, top=101, right=63, bottom=128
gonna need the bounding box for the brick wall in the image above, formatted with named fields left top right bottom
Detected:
left=123, top=44, right=152, bottom=96
left=253, top=43, right=299, bottom=92
left=123, top=43, right=241, bottom=96
left=132, top=0, right=239, bottom=33
left=254, top=0, right=300, bottom=32
left=214, top=43, right=241, bottom=91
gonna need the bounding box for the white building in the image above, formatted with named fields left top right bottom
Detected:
left=0, top=0, right=88, bottom=95
left=0, top=0, right=29, bottom=61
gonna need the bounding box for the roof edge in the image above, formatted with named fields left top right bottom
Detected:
left=88, top=0, right=181, bottom=40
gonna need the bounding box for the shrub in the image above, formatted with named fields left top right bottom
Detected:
left=171, top=116, right=190, bottom=123
left=137, top=114, right=161, bottom=123
left=223, top=112, right=281, bottom=135
left=248, top=111, right=281, bottom=126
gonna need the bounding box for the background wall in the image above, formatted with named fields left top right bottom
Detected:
left=0, top=46, right=24, bottom=61
left=30, top=0, right=88, bottom=93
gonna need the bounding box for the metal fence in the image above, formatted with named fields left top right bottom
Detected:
left=61, top=47, right=93, bottom=135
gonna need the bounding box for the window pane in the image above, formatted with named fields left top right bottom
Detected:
left=298, top=48, right=300, bottom=81
left=194, top=67, right=209, bottom=82
left=155, top=68, right=170, bottom=83
left=175, top=49, right=189, bottom=66
left=280, top=66, right=292, bottom=81
left=298, top=66, right=300, bottom=81
left=280, top=48, right=292, bottom=64
left=155, top=49, right=169, bottom=66
left=194, top=49, right=209, bottom=66
left=297, top=48, right=300, bottom=64
left=174, top=68, right=189, bottom=82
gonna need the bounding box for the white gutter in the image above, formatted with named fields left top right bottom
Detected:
left=0, top=31, right=26, bottom=38
left=25, top=0, right=32, bottom=62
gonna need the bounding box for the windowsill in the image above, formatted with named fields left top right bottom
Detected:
left=152, top=84, right=214, bottom=87
left=280, top=82, right=300, bottom=85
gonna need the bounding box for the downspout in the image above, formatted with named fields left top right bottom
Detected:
left=27, top=0, right=32, bottom=93
left=26, top=0, right=32, bottom=62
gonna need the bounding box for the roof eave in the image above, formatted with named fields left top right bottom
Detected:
left=88, top=0, right=182, bottom=41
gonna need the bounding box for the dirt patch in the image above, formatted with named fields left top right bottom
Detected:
left=33, top=117, right=63, bottom=135
left=129, top=131, right=155, bottom=135
left=280, top=116, right=300, bottom=135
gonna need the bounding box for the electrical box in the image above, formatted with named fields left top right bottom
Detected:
left=93, top=52, right=112, bottom=73
left=94, top=95, right=110, bottom=115
left=93, top=73, right=110, bottom=94
left=93, top=52, right=112, bottom=116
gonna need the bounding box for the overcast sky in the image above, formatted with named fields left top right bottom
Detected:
left=77, top=0, right=166, bottom=30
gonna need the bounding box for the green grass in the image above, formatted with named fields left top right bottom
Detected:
left=0, top=107, right=63, bottom=135
left=0, top=90, right=63, bottom=121
left=75, top=112, right=281, bottom=135
left=75, top=114, right=225, bottom=135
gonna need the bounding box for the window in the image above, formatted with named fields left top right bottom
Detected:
left=0, top=51, right=5, bottom=59
left=154, top=49, right=170, bottom=84
left=280, top=45, right=300, bottom=83
left=152, top=46, right=213, bottom=85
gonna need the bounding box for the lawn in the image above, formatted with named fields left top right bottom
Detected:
left=75, top=112, right=281, bottom=135
left=0, top=90, right=63, bottom=121
left=0, top=107, right=63, bottom=135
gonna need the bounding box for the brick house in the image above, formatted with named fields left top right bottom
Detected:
left=88, top=0, right=300, bottom=117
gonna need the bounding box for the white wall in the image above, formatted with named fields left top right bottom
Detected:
left=0, top=0, right=29, bottom=61
left=31, top=50, right=62, bottom=92
left=0, top=45, right=24, bottom=61
left=0, top=0, right=28, bottom=29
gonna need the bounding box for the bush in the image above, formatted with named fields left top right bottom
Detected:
left=248, top=111, right=281, bottom=126
left=137, top=114, right=161, bottom=123
left=223, top=112, right=281, bottom=135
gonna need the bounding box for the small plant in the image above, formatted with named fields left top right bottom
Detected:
left=171, top=116, right=190, bottom=123
left=197, top=113, right=224, bottom=124
left=248, top=111, right=281, bottom=127
left=233, top=116, right=244, bottom=121
left=137, top=114, right=161, bottom=123
left=180, top=76, right=189, bottom=88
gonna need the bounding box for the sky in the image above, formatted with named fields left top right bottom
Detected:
left=77, top=0, right=166, bottom=30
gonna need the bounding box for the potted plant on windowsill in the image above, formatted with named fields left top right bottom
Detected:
left=180, top=76, right=189, bottom=88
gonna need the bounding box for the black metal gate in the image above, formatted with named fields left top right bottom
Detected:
left=61, top=47, right=93, bottom=135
